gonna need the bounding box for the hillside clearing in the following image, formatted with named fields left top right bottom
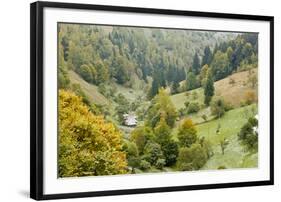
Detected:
left=170, top=68, right=258, bottom=110
left=68, top=70, right=109, bottom=105
left=214, top=68, right=258, bottom=107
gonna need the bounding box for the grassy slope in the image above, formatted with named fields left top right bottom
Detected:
left=68, top=70, right=109, bottom=105
left=170, top=70, right=258, bottom=170
left=170, top=69, right=258, bottom=110
left=68, top=70, right=147, bottom=135
left=214, top=68, right=257, bottom=107
left=196, top=104, right=258, bottom=170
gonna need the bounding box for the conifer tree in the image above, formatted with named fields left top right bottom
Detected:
left=204, top=72, right=214, bottom=105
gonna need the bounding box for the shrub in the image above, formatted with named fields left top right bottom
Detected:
left=178, top=108, right=186, bottom=117
left=245, top=91, right=257, bottom=105
left=79, top=64, right=94, bottom=83
left=143, top=141, right=164, bottom=165
left=199, top=137, right=213, bottom=159
left=229, top=77, right=236, bottom=86
left=177, top=144, right=208, bottom=171
left=139, top=160, right=151, bottom=170
left=192, top=91, right=198, bottom=100
left=155, top=159, right=166, bottom=170
left=161, top=140, right=179, bottom=166
left=123, top=140, right=139, bottom=157
left=211, top=97, right=226, bottom=118
left=201, top=114, right=207, bottom=122
left=184, top=101, right=190, bottom=108
left=224, top=102, right=234, bottom=111
left=187, top=102, right=200, bottom=114
left=238, top=117, right=258, bottom=150
left=130, top=126, right=154, bottom=154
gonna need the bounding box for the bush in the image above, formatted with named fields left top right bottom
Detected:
left=143, top=141, right=164, bottom=165
left=184, top=101, right=190, bottom=108
left=201, top=114, right=207, bottom=122
left=161, top=140, right=179, bottom=166
left=211, top=97, right=226, bottom=118
left=79, top=64, right=94, bottom=83
left=192, top=91, right=198, bottom=100
left=155, top=159, right=166, bottom=170
left=245, top=91, right=257, bottom=105
left=127, top=156, right=141, bottom=168
left=139, top=160, right=151, bottom=170
left=229, top=78, right=236, bottom=86
left=123, top=140, right=139, bottom=157
left=177, top=144, right=208, bottom=171
left=178, top=108, right=186, bottom=117
left=199, top=137, right=213, bottom=159
left=130, top=126, right=154, bottom=154
left=238, top=117, right=258, bottom=150
left=187, top=102, right=200, bottom=114
left=224, top=102, right=234, bottom=111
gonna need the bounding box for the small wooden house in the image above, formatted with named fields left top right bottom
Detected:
left=123, top=113, right=137, bottom=126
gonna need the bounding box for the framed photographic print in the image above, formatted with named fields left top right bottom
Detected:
left=30, top=1, right=274, bottom=200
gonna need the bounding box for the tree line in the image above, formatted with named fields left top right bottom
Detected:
left=58, top=24, right=245, bottom=93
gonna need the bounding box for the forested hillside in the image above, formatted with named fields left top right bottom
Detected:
left=58, top=23, right=259, bottom=177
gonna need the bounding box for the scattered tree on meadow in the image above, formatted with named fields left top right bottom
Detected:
left=211, top=97, right=226, bottom=119
left=219, top=137, right=229, bottom=155
left=238, top=117, right=258, bottom=150
left=204, top=72, right=214, bottom=106
left=202, top=114, right=207, bottom=122
left=187, top=102, right=200, bottom=114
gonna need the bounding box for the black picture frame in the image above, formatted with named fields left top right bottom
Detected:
left=30, top=1, right=274, bottom=200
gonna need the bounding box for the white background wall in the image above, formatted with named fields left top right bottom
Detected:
left=0, top=0, right=279, bottom=201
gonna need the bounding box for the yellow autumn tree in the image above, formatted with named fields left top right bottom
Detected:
left=58, top=90, right=127, bottom=177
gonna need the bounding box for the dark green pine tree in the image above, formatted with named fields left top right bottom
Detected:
left=159, top=71, right=166, bottom=88
left=204, top=73, right=214, bottom=106
left=192, top=52, right=200, bottom=75
left=150, top=76, right=160, bottom=99
left=201, top=46, right=212, bottom=66
left=171, top=81, right=180, bottom=94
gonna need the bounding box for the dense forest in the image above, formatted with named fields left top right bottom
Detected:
left=58, top=23, right=258, bottom=177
